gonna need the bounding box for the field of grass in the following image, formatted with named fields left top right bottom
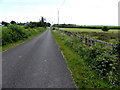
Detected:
left=59, top=28, right=119, bottom=44
left=59, top=28, right=119, bottom=33
left=52, top=30, right=119, bottom=88
left=59, top=28, right=102, bottom=32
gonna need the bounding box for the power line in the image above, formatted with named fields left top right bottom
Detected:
left=59, top=0, right=66, bottom=10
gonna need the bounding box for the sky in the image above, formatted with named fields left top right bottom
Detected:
left=0, top=0, right=119, bottom=26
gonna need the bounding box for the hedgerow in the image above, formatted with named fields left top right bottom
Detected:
left=2, top=24, right=45, bottom=46
left=52, top=30, right=120, bottom=88
left=66, top=38, right=119, bottom=88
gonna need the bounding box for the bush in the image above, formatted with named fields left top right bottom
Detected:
left=102, top=26, right=109, bottom=31
left=2, top=25, right=45, bottom=46
left=112, top=43, right=120, bottom=54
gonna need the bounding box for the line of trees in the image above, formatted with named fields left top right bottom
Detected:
left=52, top=24, right=120, bottom=30
left=1, top=17, right=51, bottom=28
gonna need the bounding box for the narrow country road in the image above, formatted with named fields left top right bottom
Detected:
left=2, top=28, right=76, bottom=88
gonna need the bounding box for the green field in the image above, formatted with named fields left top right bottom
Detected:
left=59, top=28, right=119, bottom=33
left=59, top=28, right=119, bottom=44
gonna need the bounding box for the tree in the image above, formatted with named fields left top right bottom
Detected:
left=46, top=22, right=51, bottom=27
left=41, top=17, right=46, bottom=23
left=24, top=17, right=51, bottom=28
left=10, top=21, right=16, bottom=24
left=41, top=17, right=44, bottom=23
left=1, top=21, right=9, bottom=26
left=38, top=17, right=47, bottom=27
left=102, top=26, right=109, bottom=32
left=1, top=21, right=5, bottom=25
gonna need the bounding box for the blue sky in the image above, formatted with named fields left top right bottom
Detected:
left=0, top=0, right=119, bottom=25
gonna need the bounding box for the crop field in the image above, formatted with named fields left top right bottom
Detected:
left=59, top=28, right=119, bottom=44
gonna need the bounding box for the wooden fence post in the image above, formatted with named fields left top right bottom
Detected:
left=85, top=38, right=88, bottom=45
left=91, top=40, right=95, bottom=46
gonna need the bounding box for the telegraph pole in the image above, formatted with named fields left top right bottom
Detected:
left=58, top=10, right=59, bottom=30
left=58, top=10, right=59, bottom=25
left=57, top=0, right=66, bottom=30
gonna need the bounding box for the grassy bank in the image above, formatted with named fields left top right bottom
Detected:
left=52, top=30, right=119, bottom=88
left=1, top=25, right=46, bottom=51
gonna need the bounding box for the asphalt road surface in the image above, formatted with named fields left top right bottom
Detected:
left=2, top=27, right=76, bottom=88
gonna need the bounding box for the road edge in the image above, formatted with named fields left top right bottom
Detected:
left=51, top=30, right=78, bottom=89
